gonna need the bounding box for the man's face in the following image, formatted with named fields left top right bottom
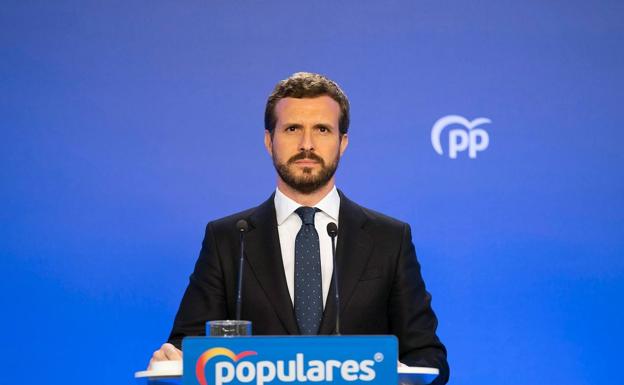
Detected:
left=264, top=96, right=348, bottom=194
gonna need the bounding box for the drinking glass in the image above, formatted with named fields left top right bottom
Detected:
left=207, top=320, right=252, bottom=337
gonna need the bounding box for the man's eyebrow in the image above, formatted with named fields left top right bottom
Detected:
left=279, top=122, right=336, bottom=129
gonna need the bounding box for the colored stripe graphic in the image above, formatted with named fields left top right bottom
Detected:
left=195, top=347, right=258, bottom=385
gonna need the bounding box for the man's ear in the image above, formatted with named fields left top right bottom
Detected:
left=264, top=130, right=273, bottom=156
left=339, top=133, right=349, bottom=156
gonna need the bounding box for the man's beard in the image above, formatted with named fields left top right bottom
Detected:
left=273, top=150, right=339, bottom=194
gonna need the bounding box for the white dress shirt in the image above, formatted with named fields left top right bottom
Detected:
left=274, top=186, right=340, bottom=309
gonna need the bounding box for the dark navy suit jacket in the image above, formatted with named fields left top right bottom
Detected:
left=168, top=191, right=449, bottom=384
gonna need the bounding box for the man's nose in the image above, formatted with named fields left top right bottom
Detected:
left=298, top=128, right=314, bottom=151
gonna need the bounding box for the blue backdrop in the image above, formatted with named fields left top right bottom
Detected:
left=2, top=1, right=623, bottom=384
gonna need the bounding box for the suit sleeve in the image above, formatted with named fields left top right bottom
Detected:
left=167, top=222, right=228, bottom=348
left=389, top=223, right=450, bottom=385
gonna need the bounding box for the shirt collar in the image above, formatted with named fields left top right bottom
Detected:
left=274, top=186, right=340, bottom=225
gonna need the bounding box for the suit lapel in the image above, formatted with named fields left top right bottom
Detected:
left=319, top=191, right=373, bottom=334
left=244, top=195, right=299, bottom=334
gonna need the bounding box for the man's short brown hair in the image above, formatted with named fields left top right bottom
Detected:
left=265, top=72, right=350, bottom=135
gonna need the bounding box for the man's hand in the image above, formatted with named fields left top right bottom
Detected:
left=148, top=343, right=183, bottom=369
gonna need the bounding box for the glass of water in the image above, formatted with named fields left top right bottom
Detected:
left=207, top=320, right=252, bottom=337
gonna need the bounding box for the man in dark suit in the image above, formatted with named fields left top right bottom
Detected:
left=149, top=72, right=449, bottom=384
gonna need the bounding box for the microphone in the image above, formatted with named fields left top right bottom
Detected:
left=326, top=222, right=340, bottom=335
left=235, top=219, right=249, bottom=321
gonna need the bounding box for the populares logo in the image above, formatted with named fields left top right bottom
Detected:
left=196, top=348, right=258, bottom=385
left=431, top=115, right=491, bottom=159
left=195, top=347, right=379, bottom=385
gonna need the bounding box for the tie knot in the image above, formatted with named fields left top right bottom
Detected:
left=295, top=206, right=318, bottom=225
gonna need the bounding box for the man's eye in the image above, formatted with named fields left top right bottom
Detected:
left=286, top=126, right=298, bottom=132
left=318, top=126, right=328, bottom=133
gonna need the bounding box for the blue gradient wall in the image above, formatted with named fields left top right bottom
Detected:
left=2, top=1, right=623, bottom=384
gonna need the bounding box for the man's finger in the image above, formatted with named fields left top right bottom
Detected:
left=162, top=343, right=183, bottom=360
left=152, top=349, right=167, bottom=361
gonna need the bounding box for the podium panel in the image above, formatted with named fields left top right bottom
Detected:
left=182, top=335, right=398, bottom=385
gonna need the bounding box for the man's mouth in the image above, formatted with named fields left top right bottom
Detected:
left=293, top=159, right=319, bottom=166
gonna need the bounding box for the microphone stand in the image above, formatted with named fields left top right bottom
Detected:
left=327, top=223, right=340, bottom=335
left=235, top=219, right=248, bottom=321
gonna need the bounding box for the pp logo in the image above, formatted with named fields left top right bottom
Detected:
left=431, top=115, right=491, bottom=159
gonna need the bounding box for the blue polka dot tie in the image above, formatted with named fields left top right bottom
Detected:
left=294, top=206, right=323, bottom=335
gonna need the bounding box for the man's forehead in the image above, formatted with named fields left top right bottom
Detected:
left=275, top=96, right=341, bottom=115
